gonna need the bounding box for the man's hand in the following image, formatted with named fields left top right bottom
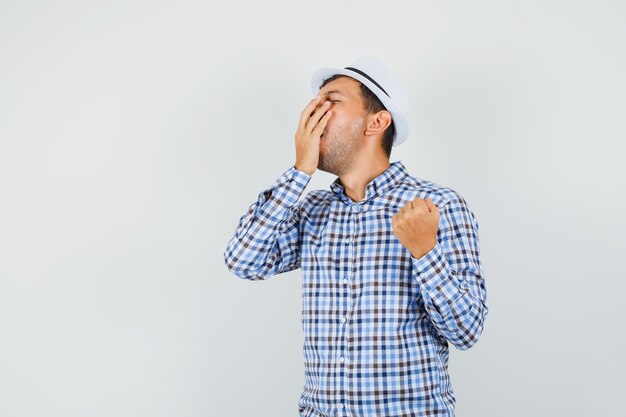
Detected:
left=392, top=197, right=440, bottom=259
left=294, top=95, right=332, bottom=176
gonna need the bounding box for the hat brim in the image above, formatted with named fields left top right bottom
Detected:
left=310, top=67, right=409, bottom=146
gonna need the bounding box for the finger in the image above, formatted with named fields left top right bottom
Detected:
left=424, top=197, right=438, bottom=212
left=424, top=198, right=432, bottom=212
left=306, top=101, right=331, bottom=134
left=414, top=197, right=428, bottom=210
left=311, top=111, right=331, bottom=136
left=298, top=96, right=321, bottom=132
left=307, top=106, right=331, bottom=138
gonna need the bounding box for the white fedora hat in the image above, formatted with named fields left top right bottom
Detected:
left=310, top=55, right=410, bottom=146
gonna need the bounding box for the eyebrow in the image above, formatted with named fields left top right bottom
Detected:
left=322, top=90, right=346, bottom=98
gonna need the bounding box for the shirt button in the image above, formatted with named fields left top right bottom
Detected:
left=343, top=277, right=348, bottom=284
left=341, top=316, right=347, bottom=324
left=339, top=356, right=345, bottom=363
left=351, top=204, right=361, bottom=213
left=339, top=403, right=345, bottom=409
left=344, top=237, right=351, bottom=245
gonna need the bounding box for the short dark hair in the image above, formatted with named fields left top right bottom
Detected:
left=319, top=74, right=395, bottom=158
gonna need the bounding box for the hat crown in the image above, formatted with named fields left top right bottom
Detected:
left=345, top=55, right=410, bottom=113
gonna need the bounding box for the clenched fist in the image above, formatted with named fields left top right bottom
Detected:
left=391, top=197, right=440, bottom=260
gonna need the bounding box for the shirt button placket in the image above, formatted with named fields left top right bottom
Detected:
left=339, top=203, right=360, bottom=416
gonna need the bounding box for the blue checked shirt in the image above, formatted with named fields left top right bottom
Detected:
left=224, top=160, right=488, bottom=417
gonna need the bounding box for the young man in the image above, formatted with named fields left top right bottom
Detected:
left=224, top=56, right=489, bottom=417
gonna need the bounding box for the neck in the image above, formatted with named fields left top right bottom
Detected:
left=338, top=150, right=391, bottom=202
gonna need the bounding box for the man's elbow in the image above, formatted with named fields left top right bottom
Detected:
left=223, top=249, right=270, bottom=281
left=451, top=309, right=487, bottom=351
left=452, top=330, right=483, bottom=351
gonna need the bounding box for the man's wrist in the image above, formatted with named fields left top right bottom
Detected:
left=409, top=241, right=437, bottom=260
left=294, top=163, right=314, bottom=176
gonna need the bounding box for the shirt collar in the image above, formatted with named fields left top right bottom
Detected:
left=330, top=160, right=409, bottom=203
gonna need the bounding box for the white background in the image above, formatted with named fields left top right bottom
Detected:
left=1, top=1, right=625, bottom=416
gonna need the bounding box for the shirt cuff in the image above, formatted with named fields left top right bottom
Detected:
left=411, top=242, right=454, bottom=306
left=282, top=165, right=312, bottom=185
left=257, top=165, right=312, bottom=219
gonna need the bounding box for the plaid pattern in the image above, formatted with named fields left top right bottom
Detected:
left=224, top=160, right=488, bottom=417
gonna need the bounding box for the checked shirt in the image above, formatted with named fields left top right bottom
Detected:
left=223, top=160, right=489, bottom=417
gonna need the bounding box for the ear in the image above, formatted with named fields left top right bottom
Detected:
left=364, top=110, right=392, bottom=137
